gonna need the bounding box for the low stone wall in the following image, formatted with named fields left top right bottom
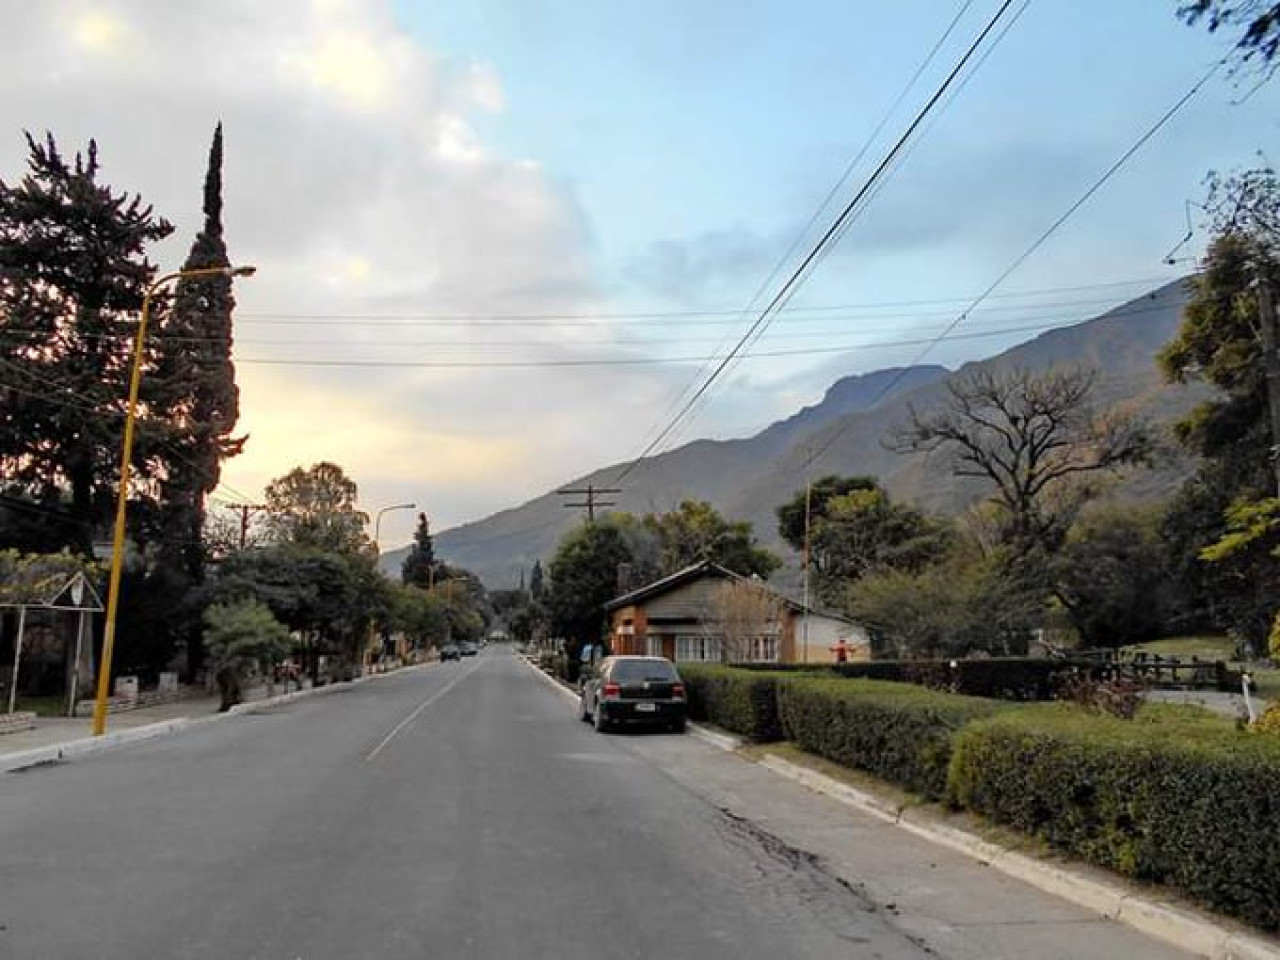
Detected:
left=0, top=711, right=38, bottom=735
left=72, top=686, right=202, bottom=718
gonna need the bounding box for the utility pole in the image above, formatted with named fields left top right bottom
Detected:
left=557, top=483, right=620, bottom=522
left=801, top=479, right=812, bottom=665
left=1257, top=277, right=1280, bottom=497
left=224, top=502, right=268, bottom=550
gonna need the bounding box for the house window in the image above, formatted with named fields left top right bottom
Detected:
left=675, top=634, right=721, bottom=662
left=721, top=634, right=779, bottom=663
left=748, top=635, right=779, bottom=663
left=646, top=634, right=664, bottom=657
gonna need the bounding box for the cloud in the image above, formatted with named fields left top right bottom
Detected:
left=0, top=0, right=682, bottom=541
left=621, top=139, right=1097, bottom=304
left=624, top=226, right=778, bottom=305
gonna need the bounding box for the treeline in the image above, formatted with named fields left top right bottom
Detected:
left=0, top=130, right=491, bottom=697
left=787, top=168, right=1280, bottom=659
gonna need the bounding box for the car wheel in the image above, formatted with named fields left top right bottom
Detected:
left=670, top=718, right=686, bottom=734
left=593, top=704, right=610, bottom=733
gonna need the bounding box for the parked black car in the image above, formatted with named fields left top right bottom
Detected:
left=579, top=656, right=687, bottom=733
left=440, top=645, right=461, bottom=662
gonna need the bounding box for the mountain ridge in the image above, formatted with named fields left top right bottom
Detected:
left=381, top=279, right=1197, bottom=588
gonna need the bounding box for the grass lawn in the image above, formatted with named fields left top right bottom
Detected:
left=1248, top=669, right=1280, bottom=700
left=13, top=695, right=66, bottom=717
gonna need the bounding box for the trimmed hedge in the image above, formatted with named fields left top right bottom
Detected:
left=734, top=658, right=1113, bottom=701
left=737, top=657, right=1243, bottom=698
left=778, top=677, right=1003, bottom=800
left=949, top=706, right=1280, bottom=930
left=679, top=665, right=788, bottom=742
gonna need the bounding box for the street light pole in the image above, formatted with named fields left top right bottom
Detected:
left=92, top=265, right=256, bottom=737
left=374, top=502, right=416, bottom=546
left=367, top=502, right=415, bottom=670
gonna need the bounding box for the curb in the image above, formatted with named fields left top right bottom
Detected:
left=755, top=754, right=1280, bottom=960
left=0, top=718, right=193, bottom=773
left=0, top=663, right=431, bottom=774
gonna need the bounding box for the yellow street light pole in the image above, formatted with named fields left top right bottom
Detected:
left=92, top=265, right=257, bottom=736
left=367, top=502, right=415, bottom=670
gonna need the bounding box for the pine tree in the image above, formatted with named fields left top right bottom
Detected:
left=150, top=124, right=244, bottom=676
left=529, top=559, right=545, bottom=600
left=0, top=132, right=173, bottom=553
left=402, top=513, right=436, bottom=587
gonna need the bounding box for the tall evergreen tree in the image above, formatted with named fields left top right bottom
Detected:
left=0, top=133, right=173, bottom=553
left=529, top=559, right=545, bottom=600
left=401, top=513, right=437, bottom=587
left=153, top=123, right=244, bottom=577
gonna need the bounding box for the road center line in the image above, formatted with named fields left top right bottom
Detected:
left=365, top=661, right=480, bottom=762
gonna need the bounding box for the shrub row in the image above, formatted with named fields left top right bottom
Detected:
left=679, top=665, right=788, bottom=742
left=949, top=707, right=1280, bottom=931
left=686, top=665, right=1280, bottom=930
left=733, top=658, right=1114, bottom=701
left=736, top=657, right=1245, bottom=698
left=777, top=678, right=1002, bottom=799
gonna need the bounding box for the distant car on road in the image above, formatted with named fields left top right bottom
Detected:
left=579, top=656, right=687, bottom=733
left=440, top=645, right=461, bottom=662
left=460, top=642, right=479, bottom=657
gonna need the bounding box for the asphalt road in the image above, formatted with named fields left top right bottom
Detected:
left=0, top=647, right=1192, bottom=960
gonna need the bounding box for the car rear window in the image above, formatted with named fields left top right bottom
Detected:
left=610, top=659, right=678, bottom=682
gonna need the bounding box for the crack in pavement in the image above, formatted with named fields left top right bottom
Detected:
left=714, top=805, right=938, bottom=957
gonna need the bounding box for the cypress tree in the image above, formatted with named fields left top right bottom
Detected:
left=152, top=124, right=245, bottom=673
left=154, top=123, right=244, bottom=569
left=402, top=513, right=437, bottom=588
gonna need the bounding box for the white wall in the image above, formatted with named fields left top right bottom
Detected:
left=794, top=614, right=870, bottom=664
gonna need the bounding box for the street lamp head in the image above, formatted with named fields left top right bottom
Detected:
left=229, top=265, right=257, bottom=278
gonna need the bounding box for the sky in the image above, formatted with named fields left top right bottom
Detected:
left=1, top=0, right=1277, bottom=549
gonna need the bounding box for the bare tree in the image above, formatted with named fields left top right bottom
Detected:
left=889, top=367, right=1151, bottom=550
left=705, top=578, right=783, bottom=663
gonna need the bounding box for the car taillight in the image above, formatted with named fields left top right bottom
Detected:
left=602, top=682, right=621, bottom=699
left=672, top=683, right=686, bottom=700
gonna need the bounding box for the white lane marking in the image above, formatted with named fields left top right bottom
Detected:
left=364, top=661, right=481, bottom=761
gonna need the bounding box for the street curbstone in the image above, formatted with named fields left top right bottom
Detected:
left=687, top=723, right=743, bottom=751
left=0, top=718, right=192, bottom=773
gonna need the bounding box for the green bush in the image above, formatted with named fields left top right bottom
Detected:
left=679, top=665, right=787, bottom=742
left=949, top=705, right=1280, bottom=930
left=778, top=677, right=1003, bottom=799
left=735, top=658, right=1113, bottom=701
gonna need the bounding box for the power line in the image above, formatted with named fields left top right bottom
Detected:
left=221, top=317, right=1166, bottom=367
left=802, top=58, right=1226, bottom=472
left=0, top=357, right=263, bottom=507
left=625, top=0, right=978, bottom=466
left=0, top=277, right=1171, bottom=336
left=631, top=1, right=1033, bottom=466
left=0, top=291, right=1174, bottom=347
left=2, top=302, right=1178, bottom=374
left=607, top=0, right=1023, bottom=485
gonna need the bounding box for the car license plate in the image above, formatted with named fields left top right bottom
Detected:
left=635, top=702, right=657, bottom=712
